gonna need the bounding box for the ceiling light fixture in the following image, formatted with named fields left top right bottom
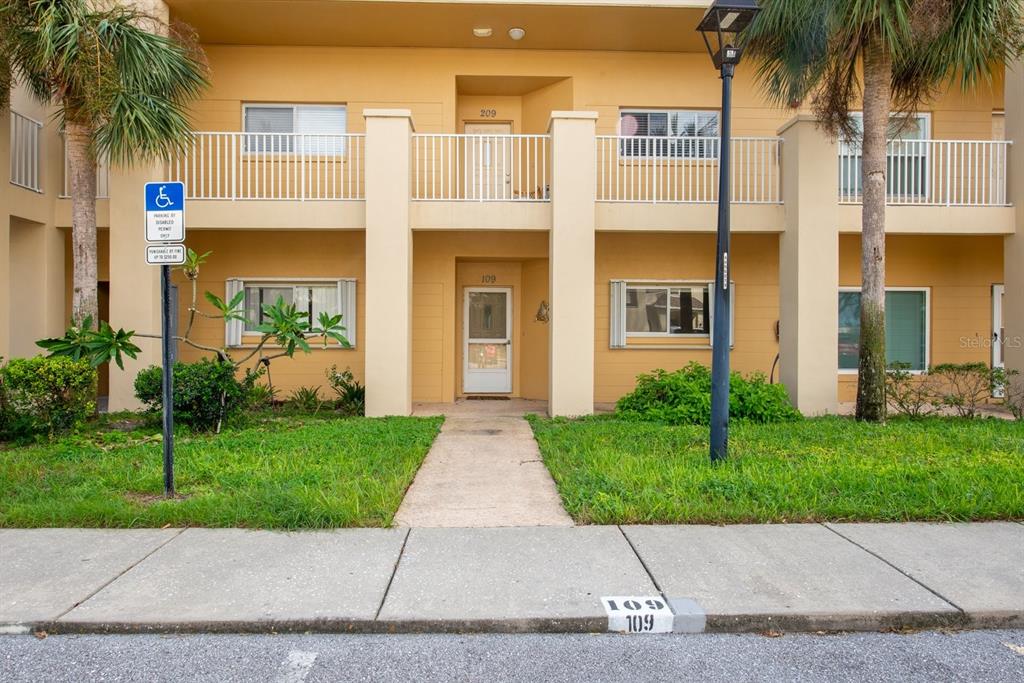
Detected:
left=473, top=27, right=493, bottom=38
left=508, top=27, right=526, bottom=41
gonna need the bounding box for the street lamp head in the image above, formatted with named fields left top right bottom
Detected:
left=696, top=0, right=761, bottom=71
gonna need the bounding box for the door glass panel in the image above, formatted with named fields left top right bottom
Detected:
left=467, top=343, right=508, bottom=370
left=468, top=291, right=508, bottom=339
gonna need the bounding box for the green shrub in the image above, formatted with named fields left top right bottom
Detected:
left=326, top=365, right=365, bottom=416
left=287, top=385, right=323, bottom=412
left=134, top=359, right=245, bottom=431
left=0, top=355, right=95, bottom=437
left=615, top=362, right=801, bottom=425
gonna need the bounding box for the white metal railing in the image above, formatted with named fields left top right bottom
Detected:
left=838, top=139, right=1011, bottom=206
left=10, top=111, right=43, bottom=193
left=596, top=136, right=782, bottom=204
left=61, top=141, right=109, bottom=198
left=168, top=132, right=365, bottom=200
left=412, top=133, right=551, bottom=201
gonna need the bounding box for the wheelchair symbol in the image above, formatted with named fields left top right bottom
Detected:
left=154, top=185, right=173, bottom=209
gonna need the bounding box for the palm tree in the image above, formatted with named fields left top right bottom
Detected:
left=1, top=0, right=207, bottom=326
left=746, top=0, right=1023, bottom=421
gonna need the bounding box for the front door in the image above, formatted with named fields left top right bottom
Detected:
left=464, top=287, right=512, bottom=393
left=465, top=122, right=512, bottom=200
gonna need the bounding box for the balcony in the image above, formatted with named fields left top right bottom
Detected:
left=838, top=139, right=1011, bottom=207
left=124, top=121, right=1014, bottom=236
left=168, top=132, right=365, bottom=200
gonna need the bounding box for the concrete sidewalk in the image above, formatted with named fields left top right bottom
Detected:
left=1, top=523, right=1021, bottom=635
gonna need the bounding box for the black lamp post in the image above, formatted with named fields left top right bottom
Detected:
left=697, top=0, right=761, bottom=462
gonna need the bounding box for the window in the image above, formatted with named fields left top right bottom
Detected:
left=224, top=278, right=356, bottom=348
left=838, top=289, right=929, bottom=371
left=243, top=104, right=347, bottom=155
left=839, top=113, right=931, bottom=199
left=626, top=285, right=710, bottom=335
left=619, top=110, right=720, bottom=159
left=609, top=280, right=734, bottom=348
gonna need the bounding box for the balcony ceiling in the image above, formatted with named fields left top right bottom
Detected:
left=166, top=1, right=710, bottom=52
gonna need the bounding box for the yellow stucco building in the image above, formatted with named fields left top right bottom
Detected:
left=2, top=0, right=1021, bottom=417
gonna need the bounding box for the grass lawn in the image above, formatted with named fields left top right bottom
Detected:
left=0, top=415, right=442, bottom=529
left=527, top=415, right=1024, bottom=525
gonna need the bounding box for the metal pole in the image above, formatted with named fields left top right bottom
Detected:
left=710, top=62, right=734, bottom=462
left=161, top=263, right=175, bottom=496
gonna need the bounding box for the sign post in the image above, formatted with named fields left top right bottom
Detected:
left=145, top=182, right=185, bottom=497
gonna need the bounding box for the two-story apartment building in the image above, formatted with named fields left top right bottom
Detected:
left=2, top=0, right=1022, bottom=417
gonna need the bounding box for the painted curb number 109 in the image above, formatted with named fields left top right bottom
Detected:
left=601, top=596, right=674, bottom=634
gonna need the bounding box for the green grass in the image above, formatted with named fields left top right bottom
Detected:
left=527, top=415, right=1024, bottom=525
left=0, top=415, right=442, bottom=528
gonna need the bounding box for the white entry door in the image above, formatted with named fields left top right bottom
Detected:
left=465, top=122, right=512, bottom=200
left=464, top=287, right=512, bottom=393
left=993, top=284, right=1005, bottom=396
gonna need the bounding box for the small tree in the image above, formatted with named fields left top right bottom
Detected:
left=37, top=250, right=351, bottom=384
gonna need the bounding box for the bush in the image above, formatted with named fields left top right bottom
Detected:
left=886, top=362, right=1009, bottom=419
left=0, top=355, right=95, bottom=437
left=287, top=385, right=323, bottom=412
left=615, top=362, right=801, bottom=425
left=135, top=359, right=246, bottom=431
left=885, top=362, right=936, bottom=418
left=326, top=365, right=365, bottom=416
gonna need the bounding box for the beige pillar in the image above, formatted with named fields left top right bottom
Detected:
left=364, top=109, right=413, bottom=416
left=1004, top=62, right=1024, bottom=377
left=107, top=165, right=162, bottom=410
left=548, top=111, right=597, bottom=417
left=778, top=116, right=839, bottom=414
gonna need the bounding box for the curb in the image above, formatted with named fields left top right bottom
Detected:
left=7, top=610, right=1021, bottom=637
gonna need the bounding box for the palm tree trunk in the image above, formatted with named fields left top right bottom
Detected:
left=855, top=31, right=892, bottom=422
left=65, top=119, right=99, bottom=327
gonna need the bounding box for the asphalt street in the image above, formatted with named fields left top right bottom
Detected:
left=2, top=630, right=1023, bottom=682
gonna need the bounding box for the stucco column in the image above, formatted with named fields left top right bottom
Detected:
left=107, top=164, right=163, bottom=410
left=1, top=110, right=11, bottom=360
left=364, top=109, right=413, bottom=416
left=548, top=111, right=597, bottom=417
left=1004, top=62, right=1024, bottom=378
left=778, top=116, right=839, bottom=414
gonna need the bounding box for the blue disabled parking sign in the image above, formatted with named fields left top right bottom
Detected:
left=145, top=181, right=185, bottom=243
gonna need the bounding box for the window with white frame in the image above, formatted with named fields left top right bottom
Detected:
left=838, top=288, right=929, bottom=371
left=609, top=280, right=734, bottom=348
left=223, top=278, right=356, bottom=348
left=243, top=104, right=347, bottom=155
left=839, top=113, right=931, bottom=198
left=619, top=109, right=720, bottom=159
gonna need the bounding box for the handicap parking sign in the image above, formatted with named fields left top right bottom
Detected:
left=145, top=181, right=185, bottom=242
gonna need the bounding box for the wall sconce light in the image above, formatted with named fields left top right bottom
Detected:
left=535, top=300, right=550, bottom=323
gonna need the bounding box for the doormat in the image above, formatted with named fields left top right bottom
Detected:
left=465, top=395, right=511, bottom=401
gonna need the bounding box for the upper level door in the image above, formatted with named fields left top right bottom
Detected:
left=464, top=287, right=512, bottom=394
left=465, top=122, right=512, bottom=200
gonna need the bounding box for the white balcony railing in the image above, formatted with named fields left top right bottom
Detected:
left=61, top=140, right=109, bottom=199
left=10, top=111, right=43, bottom=193
left=838, top=139, right=1011, bottom=206
left=168, top=132, right=365, bottom=200
left=412, top=133, right=551, bottom=201
left=596, top=136, right=782, bottom=204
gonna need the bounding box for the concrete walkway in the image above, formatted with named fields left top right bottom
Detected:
left=395, top=401, right=572, bottom=527
left=1, top=523, right=1021, bottom=635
